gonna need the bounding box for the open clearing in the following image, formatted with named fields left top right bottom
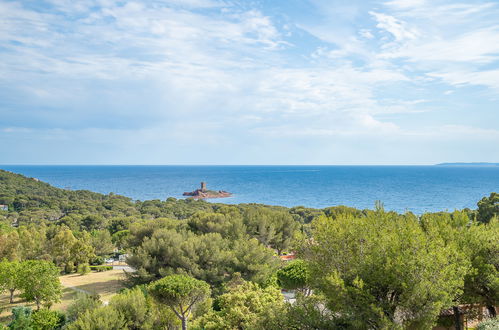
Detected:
left=0, top=269, right=126, bottom=323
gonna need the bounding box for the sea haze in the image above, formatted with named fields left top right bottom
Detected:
left=2, top=165, right=498, bottom=214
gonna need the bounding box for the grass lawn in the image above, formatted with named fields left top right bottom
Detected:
left=0, top=269, right=126, bottom=324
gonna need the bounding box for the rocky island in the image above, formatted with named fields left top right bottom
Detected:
left=183, top=182, right=232, bottom=199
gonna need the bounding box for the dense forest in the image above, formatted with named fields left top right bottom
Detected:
left=0, top=169, right=497, bottom=329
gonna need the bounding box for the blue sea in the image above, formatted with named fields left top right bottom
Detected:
left=1, top=165, right=498, bottom=214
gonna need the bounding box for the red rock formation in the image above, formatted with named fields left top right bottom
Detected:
left=183, top=182, right=232, bottom=199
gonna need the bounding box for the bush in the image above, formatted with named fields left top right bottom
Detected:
left=90, top=256, right=105, bottom=266
left=31, top=309, right=66, bottom=330
left=64, top=262, right=75, bottom=274
left=77, top=263, right=91, bottom=275
left=66, top=293, right=101, bottom=322
left=89, top=265, right=113, bottom=272
left=66, top=306, right=127, bottom=330
left=109, top=287, right=150, bottom=329
left=477, top=318, right=499, bottom=330
left=8, top=306, right=32, bottom=330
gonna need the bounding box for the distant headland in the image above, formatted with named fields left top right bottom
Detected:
left=183, top=182, right=232, bottom=199
left=436, top=162, right=499, bottom=167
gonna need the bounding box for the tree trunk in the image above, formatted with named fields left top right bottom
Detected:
left=9, top=289, right=15, bottom=303
left=486, top=305, right=496, bottom=318
left=181, top=317, right=187, bottom=330
left=452, top=306, right=462, bottom=330
left=36, top=299, right=40, bottom=311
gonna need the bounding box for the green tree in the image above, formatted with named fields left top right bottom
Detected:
left=148, top=275, right=210, bottom=330
left=0, top=260, right=22, bottom=303
left=127, top=230, right=231, bottom=286
left=81, top=215, right=106, bottom=231
left=66, top=293, right=101, bottom=322
left=111, top=230, right=130, bottom=251
left=8, top=306, right=33, bottom=330
left=49, top=227, right=78, bottom=270
left=476, top=318, right=499, bottom=330
left=31, top=309, right=66, bottom=330
left=49, top=227, right=94, bottom=272
left=67, top=306, right=127, bottom=330
left=195, top=279, right=284, bottom=330
left=230, top=238, right=279, bottom=286
left=462, top=220, right=499, bottom=317
left=264, top=293, right=339, bottom=330
left=109, top=287, right=150, bottom=330
left=243, top=208, right=299, bottom=255
left=19, top=260, right=62, bottom=310
left=90, top=230, right=115, bottom=257
left=17, top=225, right=47, bottom=260
left=276, top=259, right=311, bottom=295
left=304, top=212, right=469, bottom=329
left=477, top=192, right=499, bottom=224
left=77, top=263, right=91, bottom=275
left=188, top=211, right=246, bottom=240
left=0, top=230, right=20, bottom=261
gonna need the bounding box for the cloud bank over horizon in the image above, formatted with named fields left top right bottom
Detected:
left=1, top=0, right=498, bottom=164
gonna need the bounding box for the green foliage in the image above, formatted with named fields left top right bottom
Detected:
left=305, top=212, right=470, bottom=329
left=90, top=230, right=115, bottom=257
left=289, top=206, right=324, bottom=224
left=89, top=265, right=113, bottom=272
left=66, top=306, right=127, bottom=330
left=276, top=259, right=311, bottom=293
left=8, top=306, right=33, bottom=330
left=0, top=260, right=22, bottom=303
left=188, top=210, right=245, bottom=239
left=0, top=230, right=19, bottom=260
left=323, top=205, right=364, bottom=219
left=109, top=287, right=149, bottom=329
left=264, top=294, right=340, bottom=330
left=477, top=318, right=499, bottom=330
left=477, top=192, right=499, bottom=224
left=77, top=263, right=91, bottom=275
left=49, top=227, right=94, bottom=271
left=243, top=207, right=299, bottom=254
left=127, top=225, right=278, bottom=287
left=19, top=260, right=62, bottom=310
left=66, top=293, right=102, bottom=322
left=462, top=219, right=499, bottom=313
left=31, top=309, right=66, bottom=330
left=194, top=279, right=284, bottom=330
left=148, top=275, right=210, bottom=329
left=0, top=169, right=497, bottom=329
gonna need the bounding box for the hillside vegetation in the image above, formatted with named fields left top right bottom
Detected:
left=0, top=169, right=497, bottom=329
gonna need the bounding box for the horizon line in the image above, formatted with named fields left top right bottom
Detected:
left=1, top=162, right=498, bottom=167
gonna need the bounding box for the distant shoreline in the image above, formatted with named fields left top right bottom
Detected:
left=436, top=162, right=499, bottom=167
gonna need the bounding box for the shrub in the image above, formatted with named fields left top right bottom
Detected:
left=66, top=306, right=127, bottom=330
left=31, top=309, right=66, bottom=330
left=8, top=306, right=32, bottom=330
left=477, top=318, right=499, bottom=330
left=89, top=265, right=113, bottom=272
left=64, top=262, right=75, bottom=274
left=77, top=263, right=91, bottom=275
left=109, top=287, right=149, bottom=329
left=90, top=256, right=104, bottom=266
left=66, top=293, right=101, bottom=322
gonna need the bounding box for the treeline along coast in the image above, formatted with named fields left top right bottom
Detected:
left=0, top=169, right=497, bottom=329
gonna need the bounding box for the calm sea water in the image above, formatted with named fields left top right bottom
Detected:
left=1, top=165, right=498, bottom=214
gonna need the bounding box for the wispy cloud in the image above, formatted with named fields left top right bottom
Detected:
left=0, top=0, right=498, bottom=164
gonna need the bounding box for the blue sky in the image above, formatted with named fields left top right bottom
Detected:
left=1, top=0, right=498, bottom=164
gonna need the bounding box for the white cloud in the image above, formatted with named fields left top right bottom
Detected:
left=370, top=11, right=419, bottom=42
left=0, top=0, right=498, bottom=164
left=428, top=69, right=499, bottom=91
left=384, top=0, right=427, bottom=9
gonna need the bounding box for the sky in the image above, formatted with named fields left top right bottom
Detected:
left=0, top=0, right=498, bottom=165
